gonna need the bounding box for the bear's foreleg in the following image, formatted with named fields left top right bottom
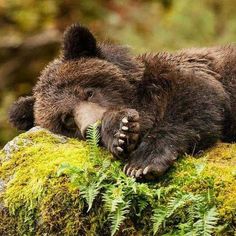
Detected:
left=123, top=124, right=199, bottom=179
left=123, top=109, right=228, bottom=179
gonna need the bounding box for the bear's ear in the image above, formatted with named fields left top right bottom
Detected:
left=62, top=23, right=100, bottom=60
left=8, top=96, right=35, bottom=131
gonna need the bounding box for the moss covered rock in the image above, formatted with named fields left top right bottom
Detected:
left=0, top=127, right=235, bottom=235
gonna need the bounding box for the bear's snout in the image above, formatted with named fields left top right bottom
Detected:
left=74, top=102, right=107, bottom=138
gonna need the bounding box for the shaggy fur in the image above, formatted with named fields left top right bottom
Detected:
left=9, top=23, right=236, bottom=179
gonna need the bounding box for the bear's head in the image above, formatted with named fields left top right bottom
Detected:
left=9, top=24, right=144, bottom=139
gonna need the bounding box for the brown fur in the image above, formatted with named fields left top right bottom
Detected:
left=9, top=24, right=236, bottom=179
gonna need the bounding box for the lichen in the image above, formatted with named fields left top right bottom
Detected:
left=0, top=128, right=235, bottom=235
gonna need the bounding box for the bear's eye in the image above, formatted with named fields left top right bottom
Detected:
left=61, top=114, right=76, bottom=130
left=85, top=89, right=94, bottom=99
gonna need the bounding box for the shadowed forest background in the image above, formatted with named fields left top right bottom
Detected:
left=0, top=0, right=236, bottom=147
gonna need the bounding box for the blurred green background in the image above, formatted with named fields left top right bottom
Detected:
left=0, top=0, right=236, bottom=147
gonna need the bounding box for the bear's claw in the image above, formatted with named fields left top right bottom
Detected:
left=116, top=146, right=123, bottom=152
left=118, top=139, right=125, bottom=145
left=121, top=126, right=129, bottom=131
left=123, top=162, right=166, bottom=179
left=122, top=117, right=128, bottom=124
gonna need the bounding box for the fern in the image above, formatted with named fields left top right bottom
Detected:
left=110, top=202, right=130, bottom=236
left=152, top=206, right=169, bottom=234
left=86, top=121, right=101, bottom=159
left=137, top=198, right=149, bottom=215
left=167, top=195, right=219, bottom=236
left=79, top=165, right=108, bottom=212
left=103, top=186, right=125, bottom=213
left=103, top=182, right=135, bottom=235
left=58, top=123, right=106, bottom=212
left=80, top=182, right=102, bottom=212
left=57, top=163, right=84, bottom=177
left=166, top=193, right=194, bottom=217
left=193, top=207, right=219, bottom=236
left=152, top=193, right=194, bottom=234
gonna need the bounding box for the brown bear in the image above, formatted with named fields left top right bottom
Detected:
left=9, top=24, right=236, bottom=179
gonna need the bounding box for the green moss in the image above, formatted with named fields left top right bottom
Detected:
left=0, top=129, right=235, bottom=235
left=165, top=144, right=236, bottom=222
left=0, top=130, right=86, bottom=234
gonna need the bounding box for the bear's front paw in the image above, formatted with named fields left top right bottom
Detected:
left=123, top=148, right=176, bottom=179
left=101, top=108, right=140, bottom=159
left=112, top=109, right=140, bottom=158
left=123, top=162, right=167, bottom=179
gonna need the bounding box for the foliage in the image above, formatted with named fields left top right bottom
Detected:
left=152, top=193, right=220, bottom=235
left=0, top=127, right=235, bottom=235
left=0, top=124, right=236, bottom=235
left=56, top=125, right=223, bottom=235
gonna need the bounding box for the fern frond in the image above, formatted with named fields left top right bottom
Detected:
left=193, top=207, right=219, bottom=236
left=57, top=163, right=84, bottom=178
left=152, top=207, right=169, bottom=235
left=166, top=193, right=194, bottom=217
left=152, top=193, right=195, bottom=235
left=86, top=122, right=100, bottom=147
left=179, top=222, right=197, bottom=236
left=103, top=186, right=125, bottom=212
left=110, top=202, right=130, bottom=236
left=86, top=121, right=101, bottom=159
left=138, top=198, right=149, bottom=214
left=80, top=182, right=102, bottom=212
left=102, top=185, right=131, bottom=235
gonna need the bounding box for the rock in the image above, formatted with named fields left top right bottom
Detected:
left=0, top=127, right=235, bottom=235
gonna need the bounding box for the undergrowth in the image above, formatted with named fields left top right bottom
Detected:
left=56, top=124, right=228, bottom=236
left=0, top=126, right=235, bottom=235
